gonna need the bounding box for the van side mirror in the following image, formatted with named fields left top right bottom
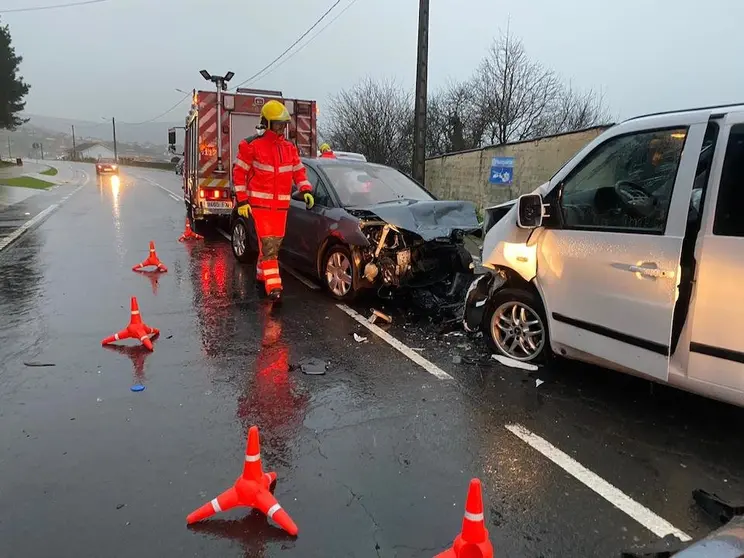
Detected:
left=517, top=194, right=544, bottom=229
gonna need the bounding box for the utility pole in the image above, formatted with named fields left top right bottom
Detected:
left=71, top=125, right=77, bottom=161
left=411, top=0, right=430, bottom=185
left=111, top=117, right=118, bottom=161
left=39, top=142, right=44, bottom=160
left=7, top=137, right=11, bottom=159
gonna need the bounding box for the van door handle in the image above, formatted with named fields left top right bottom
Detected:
left=627, top=263, right=673, bottom=279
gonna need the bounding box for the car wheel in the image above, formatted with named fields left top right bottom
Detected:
left=482, top=288, right=550, bottom=363
left=323, top=244, right=356, bottom=300
left=231, top=218, right=253, bottom=263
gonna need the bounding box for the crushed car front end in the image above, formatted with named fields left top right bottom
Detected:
left=345, top=200, right=479, bottom=296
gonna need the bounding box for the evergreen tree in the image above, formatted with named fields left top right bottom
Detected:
left=0, top=20, right=29, bottom=130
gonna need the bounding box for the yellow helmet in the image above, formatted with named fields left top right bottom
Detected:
left=320, top=143, right=331, bottom=153
left=261, top=100, right=291, bottom=124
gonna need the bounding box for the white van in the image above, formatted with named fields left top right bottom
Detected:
left=464, top=103, right=744, bottom=407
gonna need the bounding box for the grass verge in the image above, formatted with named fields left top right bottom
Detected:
left=0, top=160, right=14, bottom=168
left=0, top=176, right=54, bottom=189
left=41, top=166, right=58, bottom=176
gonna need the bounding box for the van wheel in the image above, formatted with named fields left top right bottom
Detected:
left=482, top=288, right=549, bottom=363
left=231, top=219, right=253, bottom=264
left=323, top=244, right=357, bottom=301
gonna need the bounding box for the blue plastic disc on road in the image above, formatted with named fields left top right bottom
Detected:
left=130, top=385, right=146, bottom=392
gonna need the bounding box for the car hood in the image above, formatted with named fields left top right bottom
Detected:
left=346, top=199, right=480, bottom=241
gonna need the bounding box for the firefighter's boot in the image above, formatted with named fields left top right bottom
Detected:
left=268, top=289, right=282, bottom=303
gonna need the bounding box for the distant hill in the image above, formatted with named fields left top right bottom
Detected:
left=19, top=114, right=183, bottom=146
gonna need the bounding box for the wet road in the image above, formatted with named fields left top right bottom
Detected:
left=1, top=163, right=743, bottom=557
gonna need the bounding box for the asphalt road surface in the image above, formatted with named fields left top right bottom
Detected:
left=1, top=163, right=743, bottom=558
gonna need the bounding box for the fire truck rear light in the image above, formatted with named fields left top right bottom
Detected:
left=199, top=189, right=205, bottom=199
left=212, top=190, right=219, bottom=199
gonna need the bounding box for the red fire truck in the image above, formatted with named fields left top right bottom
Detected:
left=169, top=87, right=318, bottom=232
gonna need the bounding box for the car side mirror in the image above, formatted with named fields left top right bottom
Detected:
left=517, top=194, right=544, bottom=229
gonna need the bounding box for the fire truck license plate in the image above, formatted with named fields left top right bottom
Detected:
left=206, top=201, right=232, bottom=209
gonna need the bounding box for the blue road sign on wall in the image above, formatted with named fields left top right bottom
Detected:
left=489, top=156, right=514, bottom=185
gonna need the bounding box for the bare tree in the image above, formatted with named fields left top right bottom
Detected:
left=470, top=30, right=608, bottom=146
left=426, top=81, right=486, bottom=156
left=322, top=78, right=413, bottom=172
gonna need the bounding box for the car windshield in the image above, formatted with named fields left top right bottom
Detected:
left=323, top=163, right=433, bottom=207
left=99, top=159, right=115, bottom=164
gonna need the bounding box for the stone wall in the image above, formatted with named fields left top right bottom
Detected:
left=424, top=126, right=611, bottom=208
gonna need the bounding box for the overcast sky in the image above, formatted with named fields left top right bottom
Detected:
left=4, top=0, right=744, bottom=126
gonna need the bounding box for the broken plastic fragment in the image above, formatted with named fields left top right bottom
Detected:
left=298, top=357, right=328, bottom=375
left=492, top=354, right=539, bottom=371
left=368, top=309, right=392, bottom=325
left=535, top=379, right=544, bottom=387
left=353, top=333, right=367, bottom=343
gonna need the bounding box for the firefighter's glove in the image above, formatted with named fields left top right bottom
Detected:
left=303, top=192, right=315, bottom=210
left=237, top=204, right=251, bottom=219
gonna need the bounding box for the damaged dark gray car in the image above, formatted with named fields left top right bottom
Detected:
left=231, top=158, right=481, bottom=300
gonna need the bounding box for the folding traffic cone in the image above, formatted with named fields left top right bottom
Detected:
left=186, top=425, right=298, bottom=536
left=435, top=479, right=494, bottom=558
left=178, top=218, right=203, bottom=242
left=132, top=241, right=168, bottom=272
left=101, top=296, right=160, bottom=351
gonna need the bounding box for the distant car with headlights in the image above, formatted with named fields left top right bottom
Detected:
left=230, top=157, right=480, bottom=300
left=96, top=158, right=118, bottom=175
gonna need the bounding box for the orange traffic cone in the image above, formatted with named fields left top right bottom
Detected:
left=178, top=219, right=203, bottom=242
left=132, top=241, right=168, bottom=272
left=435, top=479, right=494, bottom=558
left=101, top=296, right=160, bottom=351
left=186, top=425, right=298, bottom=536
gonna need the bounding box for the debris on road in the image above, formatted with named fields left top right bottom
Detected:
left=130, top=385, right=146, bottom=392
left=186, top=426, right=299, bottom=536
left=535, top=379, right=545, bottom=388
left=116, top=504, right=126, bottom=510
left=293, top=357, right=328, bottom=376
left=368, top=309, right=392, bottom=325
left=692, top=488, right=744, bottom=524
left=23, top=361, right=56, bottom=367
left=353, top=333, right=367, bottom=343
left=620, top=534, right=690, bottom=557
left=492, top=354, right=539, bottom=371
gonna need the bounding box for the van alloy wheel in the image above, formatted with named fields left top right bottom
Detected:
left=490, top=301, right=546, bottom=361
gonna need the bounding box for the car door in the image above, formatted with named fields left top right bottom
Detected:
left=284, top=166, right=335, bottom=269
left=686, top=112, right=744, bottom=394
left=537, top=112, right=710, bottom=382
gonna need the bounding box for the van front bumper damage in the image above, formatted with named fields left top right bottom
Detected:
left=462, top=269, right=507, bottom=333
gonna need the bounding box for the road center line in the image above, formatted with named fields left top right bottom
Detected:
left=336, top=304, right=454, bottom=380
left=139, top=175, right=183, bottom=200
left=505, top=424, right=692, bottom=542
left=0, top=173, right=88, bottom=254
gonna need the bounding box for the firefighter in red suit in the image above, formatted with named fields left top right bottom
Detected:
left=232, top=100, right=314, bottom=302
left=319, top=142, right=336, bottom=158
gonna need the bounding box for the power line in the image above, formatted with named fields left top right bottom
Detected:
left=129, top=92, right=191, bottom=125
left=241, top=0, right=360, bottom=87
left=0, top=0, right=109, bottom=13
left=231, top=0, right=343, bottom=91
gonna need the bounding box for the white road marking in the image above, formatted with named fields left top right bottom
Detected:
left=138, top=175, right=183, bottom=201
left=0, top=173, right=88, bottom=254
left=283, top=265, right=321, bottom=291
left=336, top=304, right=453, bottom=381
left=505, top=424, right=692, bottom=542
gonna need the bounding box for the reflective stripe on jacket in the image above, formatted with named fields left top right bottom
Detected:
left=232, top=130, right=312, bottom=210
